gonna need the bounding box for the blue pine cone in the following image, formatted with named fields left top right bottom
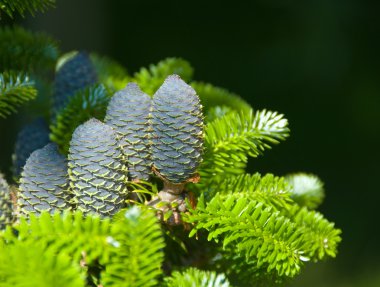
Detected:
left=0, top=173, right=13, bottom=229
left=152, top=75, right=204, bottom=184
left=12, top=117, right=50, bottom=177
left=68, top=118, right=128, bottom=217
left=52, top=51, right=97, bottom=118
left=18, top=143, right=71, bottom=217
left=105, top=83, right=152, bottom=181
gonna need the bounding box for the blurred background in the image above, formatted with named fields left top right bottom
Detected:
left=1, top=0, right=379, bottom=285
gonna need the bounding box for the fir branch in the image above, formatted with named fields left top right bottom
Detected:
left=50, top=84, right=110, bottom=154
left=134, top=57, right=194, bottom=95
left=3, top=211, right=113, bottom=264
left=100, top=206, right=165, bottom=287
left=216, top=251, right=288, bottom=287
left=212, top=173, right=294, bottom=210
left=0, top=0, right=55, bottom=18
left=205, top=106, right=233, bottom=122
left=197, top=109, right=289, bottom=189
left=285, top=173, right=325, bottom=209
left=187, top=194, right=308, bottom=278
left=0, top=242, right=84, bottom=287
left=0, top=26, right=58, bottom=74
left=191, top=82, right=251, bottom=115
left=0, top=71, right=37, bottom=118
left=285, top=205, right=342, bottom=261
left=164, top=268, right=231, bottom=287
left=90, top=53, right=130, bottom=92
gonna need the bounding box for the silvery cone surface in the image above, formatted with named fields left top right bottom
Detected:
left=12, top=117, right=50, bottom=177
left=52, top=51, right=97, bottom=118
left=18, top=143, right=71, bottom=217
left=152, top=75, right=204, bottom=184
left=105, top=83, right=152, bottom=181
left=0, top=173, right=13, bottom=229
left=68, top=118, right=128, bottom=217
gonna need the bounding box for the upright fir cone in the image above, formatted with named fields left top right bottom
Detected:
left=0, top=173, right=13, bottom=229
left=18, top=143, right=71, bottom=217
left=12, top=117, right=50, bottom=177
left=68, top=118, right=128, bottom=217
left=152, top=75, right=204, bottom=185
left=105, top=83, right=152, bottom=181
left=52, top=51, right=97, bottom=118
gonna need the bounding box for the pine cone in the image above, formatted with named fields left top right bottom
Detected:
left=52, top=51, right=97, bottom=118
left=0, top=173, right=13, bottom=229
left=12, top=117, right=50, bottom=177
left=152, top=75, right=204, bottom=184
left=105, top=83, right=152, bottom=180
left=18, top=143, right=71, bottom=217
left=68, top=118, right=128, bottom=217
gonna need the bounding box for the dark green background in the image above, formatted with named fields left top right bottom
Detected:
left=1, top=0, right=379, bottom=285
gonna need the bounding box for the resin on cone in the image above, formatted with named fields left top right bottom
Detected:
left=18, top=143, right=71, bottom=216
left=105, top=83, right=152, bottom=181
left=152, top=75, right=204, bottom=184
left=68, top=118, right=128, bottom=217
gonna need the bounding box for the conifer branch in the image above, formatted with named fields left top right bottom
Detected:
left=101, top=207, right=165, bottom=287
left=187, top=194, right=308, bottom=278
left=134, top=57, right=194, bottom=95
left=0, top=0, right=55, bottom=18
left=0, top=242, right=84, bottom=287
left=285, top=173, right=325, bottom=210
left=50, top=84, right=110, bottom=153
left=164, top=268, right=231, bottom=287
left=90, top=53, right=130, bottom=92
left=0, top=71, right=37, bottom=118
left=0, top=26, right=58, bottom=74
left=211, top=173, right=294, bottom=210
left=197, top=109, right=289, bottom=189
left=191, top=82, right=251, bottom=115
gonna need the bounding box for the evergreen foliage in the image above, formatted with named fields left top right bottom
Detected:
left=0, top=208, right=164, bottom=287
left=164, top=268, right=231, bottom=287
left=0, top=72, right=37, bottom=118
left=0, top=0, right=55, bottom=18
left=90, top=53, right=130, bottom=92
left=285, top=173, right=325, bottom=210
left=101, top=206, right=165, bottom=287
left=0, top=242, right=84, bottom=287
left=187, top=194, right=308, bottom=279
left=196, top=109, right=289, bottom=190
left=0, top=13, right=342, bottom=285
left=134, top=57, right=194, bottom=95
left=12, top=117, right=50, bottom=177
left=50, top=84, right=110, bottom=154
left=0, top=26, right=58, bottom=74
left=192, top=81, right=251, bottom=115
